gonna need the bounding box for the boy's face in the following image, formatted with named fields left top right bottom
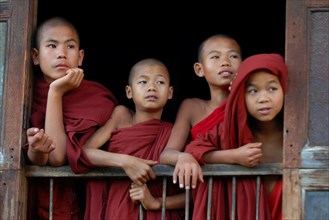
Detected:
left=32, top=25, right=84, bottom=83
left=195, top=37, right=242, bottom=89
left=244, top=70, right=284, bottom=122
left=126, top=65, right=173, bottom=113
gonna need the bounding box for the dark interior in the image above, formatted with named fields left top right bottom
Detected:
left=37, top=0, right=286, bottom=122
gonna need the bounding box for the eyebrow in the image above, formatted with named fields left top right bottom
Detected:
left=45, top=38, right=78, bottom=44
left=245, top=79, right=280, bottom=88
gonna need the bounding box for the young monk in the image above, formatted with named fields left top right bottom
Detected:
left=185, top=53, right=288, bottom=220
left=24, top=17, right=118, bottom=220
left=83, top=58, right=185, bottom=220
left=160, top=34, right=243, bottom=189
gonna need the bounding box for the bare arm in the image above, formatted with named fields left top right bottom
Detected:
left=160, top=99, right=204, bottom=189
left=160, top=99, right=192, bottom=165
left=84, top=147, right=157, bottom=186
left=130, top=183, right=186, bottom=210
left=83, top=106, right=157, bottom=186
left=203, top=142, right=263, bottom=167
left=45, top=68, right=84, bottom=166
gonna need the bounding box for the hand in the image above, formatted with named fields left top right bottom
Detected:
left=235, top=142, right=262, bottom=167
left=173, top=152, right=204, bottom=189
left=122, top=155, right=157, bottom=186
left=129, top=183, right=161, bottom=210
left=229, top=72, right=238, bottom=91
left=27, top=128, right=56, bottom=153
left=50, top=68, right=84, bottom=95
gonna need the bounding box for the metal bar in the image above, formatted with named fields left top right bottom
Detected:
left=139, top=204, right=143, bottom=220
left=161, top=177, right=167, bottom=220
left=255, top=176, right=261, bottom=220
left=25, top=163, right=283, bottom=177
left=231, top=177, right=236, bottom=220
left=206, top=177, right=213, bottom=220
left=25, top=163, right=282, bottom=219
left=49, top=178, right=53, bottom=220
left=185, top=188, right=189, bottom=220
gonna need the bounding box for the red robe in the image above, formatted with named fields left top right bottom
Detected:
left=187, top=101, right=227, bottom=220
left=24, top=73, right=117, bottom=220
left=190, top=100, right=226, bottom=140
left=102, top=119, right=184, bottom=220
left=186, top=54, right=288, bottom=220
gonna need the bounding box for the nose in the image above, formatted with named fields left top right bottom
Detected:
left=221, top=58, right=231, bottom=67
left=258, top=92, right=270, bottom=103
left=147, top=86, right=156, bottom=92
left=56, top=46, right=67, bottom=59
left=147, top=83, right=157, bottom=92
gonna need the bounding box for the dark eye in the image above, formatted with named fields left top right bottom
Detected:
left=210, top=55, right=220, bottom=59
left=230, top=54, right=240, bottom=59
left=247, top=88, right=257, bottom=94
left=47, top=44, right=56, bottom=48
left=138, top=80, right=147, bottom=84
left=269, top=87, right=278, bottom=92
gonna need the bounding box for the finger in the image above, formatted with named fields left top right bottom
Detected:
left=191, top=170, right=198, bottom=189
left=198, top=171, right=204, bottom=183
left=147, top=169, right=156, bottom=180
left=184, top=172, right=191, bottom=189
left=172, top=167, right=179, bottom=184
left=178, top=171, right=184, bottom=189
left=27, top=127, right=39, bottom=136
left=134, top=179, right=144, bottom=187
left=145, top=160, right=158, bottom=166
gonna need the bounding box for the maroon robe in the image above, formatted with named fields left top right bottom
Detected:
left=187, top=101, right=228, bottom=220
left=23, top=73, right=117, bottom=220
left=190, top=100, right=226, bottom=140
left=102, top=119, right=184, bottom=220
left=186, top=54, right=288, bottom=220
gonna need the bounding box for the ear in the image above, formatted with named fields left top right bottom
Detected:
left=193, top=62, right=204, bottom=77
left=32, top=48, right=39, bottom=65
left=78, top=49, right=84, bottom=66
left=125, top=85, right=133, bottom=99
left=167, top=86, right=174, bottom=100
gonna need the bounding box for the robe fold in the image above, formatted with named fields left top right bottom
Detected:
left=24, top=73, right=117, bottom=220
left=101, top=119, right=184, bottom=220
left=185, top=54, right=288, bottom=220
left=190, top=100, right=226, bottom=140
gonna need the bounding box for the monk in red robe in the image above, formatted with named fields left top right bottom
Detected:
left=160, top=34, right=242, bottom=192
left=24, top=17, right=117, bottom=220
left=24, top=73, right=117, bottom=220
left=104, top=119, right=184, bottom=219
left=83, top=58, right=185, bottom=220
left=186, top=53, right=288, bottom=220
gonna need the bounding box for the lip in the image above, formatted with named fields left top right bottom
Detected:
left=219, top=70, right=233, bottom=78
left=55, top=63, right=69, bottom=69
left=145, top=95, right=158, bottom=101
left=258, top=107, right=271, bottom=115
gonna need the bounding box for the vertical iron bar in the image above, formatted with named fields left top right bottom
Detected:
left=185, top=188, right=190, bottom=220
left=139, top=204, right=143, bottom=220
left=49, top=178, right=53, bottom=220
left=231, top=177, right=236, bottom=220
left=255, top=176, right=261, bottom=220
left=161, top=177, right=167, bottom=220
left=206, top=177, right=213, bottom=220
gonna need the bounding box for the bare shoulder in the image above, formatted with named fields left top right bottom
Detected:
left=180, top=98, right=206, bottom=107
left=112, top=105, right=134, bottom=128
left=175, top=98, right=206, bottom=125
left=177, top=98, right=209, bottom=125
left=113, top=105, right=133, bottom=117
left=179, top=98, right=208, bottom=113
